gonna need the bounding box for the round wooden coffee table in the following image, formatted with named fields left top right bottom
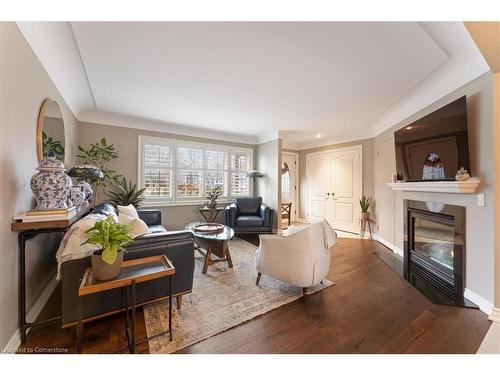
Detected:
left=185, top=222, right=235, bottom=274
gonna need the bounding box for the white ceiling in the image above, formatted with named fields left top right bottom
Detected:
left=18, top=22, right=489, bottom=148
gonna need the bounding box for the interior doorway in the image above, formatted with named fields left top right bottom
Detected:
left=281, top=151, right=299, bottom=226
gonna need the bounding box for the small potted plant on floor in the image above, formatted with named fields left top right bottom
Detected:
left=360, top=195, right=371, bottom=220
left=206, top=186, right=223, bottom=209
left=82, top=215, right=134, bottom=281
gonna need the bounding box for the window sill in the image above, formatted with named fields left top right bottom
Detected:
left=140, top=199, right=236, bottom=208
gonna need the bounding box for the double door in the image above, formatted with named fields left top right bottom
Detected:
left=307, top=147, right=362, bottom=233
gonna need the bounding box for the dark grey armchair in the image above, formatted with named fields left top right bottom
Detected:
left=225, top=197, right=274, bottom=234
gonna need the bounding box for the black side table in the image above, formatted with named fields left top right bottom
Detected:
left=77, top=255, right=175, bottom=353
left=11, top=210, right=88, bottom=344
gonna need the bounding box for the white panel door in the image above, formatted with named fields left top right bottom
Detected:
left=307, top=152, right=332, bottom=225
left=307, top=146, right=362, bottom=233
left=331, top=149, right=362, bottom=233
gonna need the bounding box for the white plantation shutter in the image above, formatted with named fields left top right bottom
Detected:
left=205, top=149, right=228, bottom=195
left=143, top=144, right=173, bottom=199
left=230, top=151, right=251, bottom=196
left=177, top=147, right=203, bottom=169
left=139, top=136, right=252, bottom=204
left=177, top=170, right=203, bottom=197
left=231, top=172, right=249, bottom=195
left=206, top=150, right=227, bottom=170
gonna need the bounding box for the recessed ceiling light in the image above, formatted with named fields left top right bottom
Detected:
left=406, top=126, right=413, bottom=130
left=316, top=133, right=322, bottom=138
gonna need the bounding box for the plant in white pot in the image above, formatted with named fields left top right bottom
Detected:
left=82, top=215, right=133, bottom=281
left=360, top=195, right=371, bottom=220
left=205, top=186, right=223, bottom=209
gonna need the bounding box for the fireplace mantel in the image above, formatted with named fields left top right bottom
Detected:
left=386, top=180, right=480, bottom=194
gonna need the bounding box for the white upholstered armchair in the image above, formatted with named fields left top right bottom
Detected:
left=255, top=220, right=336, bottom=297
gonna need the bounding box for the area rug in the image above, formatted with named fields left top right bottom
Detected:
left=143, top=237, right=334, bottom=354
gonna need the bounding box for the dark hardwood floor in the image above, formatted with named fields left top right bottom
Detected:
left=20, top=237, right=491, bottom=354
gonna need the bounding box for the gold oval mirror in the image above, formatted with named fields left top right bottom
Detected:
left=36, top=99, right=65, bottom=162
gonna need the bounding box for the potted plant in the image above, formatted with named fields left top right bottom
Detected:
left=82, top=215, right=133, bottom=281
left=206, top=186, right=223, bottom=208
left=107, top=177, right=146, bottom=208
left=360, top=195, right=371, bottom=220
left=77, top=138, right=122, bottom=204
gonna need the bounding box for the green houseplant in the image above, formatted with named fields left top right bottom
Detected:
left=107, top=177, right=146, bottom=208
left=77, top=138, right=122, bottom=204
left=359, top=195, right=371, bottom=220
left=42, top=132, right=65, bottom=160
left=82, top=215, right=133, bottom=281
left=206, top=186, right=223, bottom=208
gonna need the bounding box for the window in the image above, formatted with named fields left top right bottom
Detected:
left=138, top=136, right=253, bottom=205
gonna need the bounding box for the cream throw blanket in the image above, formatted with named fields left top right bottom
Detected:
left=55, top=213, right=107, bottom=280
left=55, top=212, right=151, bottom=279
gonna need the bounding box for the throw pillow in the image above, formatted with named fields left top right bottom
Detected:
left=117, top=204, right=139, bottom=219
left=119, top=213, right=151, bottom=238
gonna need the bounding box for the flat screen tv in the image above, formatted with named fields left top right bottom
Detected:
left=394, top=96, right=470, bottom=182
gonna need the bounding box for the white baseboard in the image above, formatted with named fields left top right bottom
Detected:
left=295, top=217, right=308, bottom=224
left=464, top=289, right=494, bottom=316
left=373, top=234, right=403, bottom=257
left=1, top=273, right=58, bottom=353
left=489, top=307, right=500, bottom=324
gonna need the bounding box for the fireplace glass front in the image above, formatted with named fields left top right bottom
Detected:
left=413, top=216, right=454, bottom=271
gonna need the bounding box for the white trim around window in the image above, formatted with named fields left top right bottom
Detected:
left=138, top=135, right=254, bottom=207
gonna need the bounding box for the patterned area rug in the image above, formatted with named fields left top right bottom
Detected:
left=143, top=237, right=334, bottom=354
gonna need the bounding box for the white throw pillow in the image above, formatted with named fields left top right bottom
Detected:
left=119, top=213, right=151, bottom=238
left=117, top=204, right=140, bottom=219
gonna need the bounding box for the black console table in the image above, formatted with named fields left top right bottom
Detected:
left=11, top=211, right=87, bottom=344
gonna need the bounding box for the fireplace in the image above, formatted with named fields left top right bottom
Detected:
left=404, top=200, right=473, bottom=307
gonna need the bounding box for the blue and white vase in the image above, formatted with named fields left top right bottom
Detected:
left=70, top=187, right=86, bottom=209
left=77, top=180, right=93, bottom=201
left=30, top=156, right=72, bottom=210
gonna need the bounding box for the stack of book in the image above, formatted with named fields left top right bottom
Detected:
left=13, top=206, right=78, bottom=223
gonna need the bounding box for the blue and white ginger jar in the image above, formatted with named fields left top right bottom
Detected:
left=30, top=156, right=72, bottom=210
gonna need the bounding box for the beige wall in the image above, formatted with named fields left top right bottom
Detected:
left=0, top=23, right=79, bottom=347
left=255, top=139, right=282, bottom=228
left=77, top=122, right=257, bottom=230
left=374, top=72, right=494, bottom=304
left=493, top=73, right=500, bottom=317
left=297, top=138, right=374, bottom=220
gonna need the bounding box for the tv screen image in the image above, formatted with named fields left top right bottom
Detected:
left=394, top=96, right=470, bottom=182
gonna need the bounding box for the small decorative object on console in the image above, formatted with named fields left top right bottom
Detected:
left=30, top=155, right=72, bottom=210
left=70, top=186, right=86, bottom=209
left=455, top=167, right=471, bottom=181
left=78, top=180, right=93, bottom=200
